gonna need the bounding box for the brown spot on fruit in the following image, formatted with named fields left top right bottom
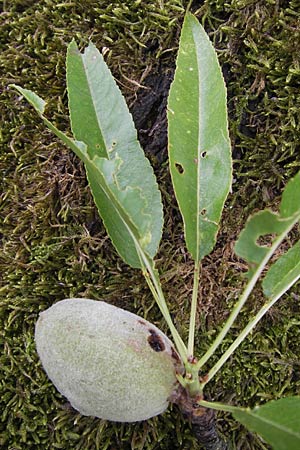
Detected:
left=147, top=329, right=165, bottom=352
left=138, top=319, right=147, bottom=326
left=171, top=347, right=180, bottom=362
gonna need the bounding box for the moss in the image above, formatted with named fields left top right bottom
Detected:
left=1, top=0, right=300, bottom=449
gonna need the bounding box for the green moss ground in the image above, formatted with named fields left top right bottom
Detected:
left=1, top=0, right=300, bottom=448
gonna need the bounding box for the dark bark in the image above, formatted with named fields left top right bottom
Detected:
left=171, top=387, right=229, bottom=450
left=191, top=407, right=229, bottom=450
left=131, top=66, right=174, bottom=163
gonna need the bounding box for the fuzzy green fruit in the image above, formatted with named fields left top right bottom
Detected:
left=35, top=298, right=183, bottom=422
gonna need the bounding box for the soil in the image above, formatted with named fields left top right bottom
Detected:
left=131, top=65, right=175, bottom=163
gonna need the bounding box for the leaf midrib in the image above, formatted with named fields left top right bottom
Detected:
left=239, top=410, right=300, bottom=438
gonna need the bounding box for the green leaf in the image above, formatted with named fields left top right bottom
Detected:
left=66, top=40, right=108, bottom=157
left=233, top=397, right=300, bottom=450
left=11, top=84, right=46, bottom=114
left=66, top=41, right=163, bottom=268
left=11, top=85, right=88, bottom=159
left=280, top=170, right=300, bottom=218
left=235, top=210, right=294, bottom=266
left=84, top=157, right=150, bottom=267
left=167, top=13, right=232, bottom=262
left=12, top=39, right=164, bottom=269
left=262, top=241, right=300, bottom=298
left=11, top=85, right=155, bottom=267
left=235, top=172, right=300, bottom=276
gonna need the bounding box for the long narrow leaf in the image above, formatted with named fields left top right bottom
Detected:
left=11, top=86, right=153, bottom=268
left=12, top=38, right=165, bottom=269
left=66, top=41, right=163, bottom=266
left=233, top=397, right=300, bottom=450
left=168, top=13, right=232, bottom=262
left=85, top=157, right=152, bottom=266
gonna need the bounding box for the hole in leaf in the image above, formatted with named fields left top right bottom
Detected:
left=175, top=163, right=184, bottom=174
left=108, top=141, right=117, bottom=153
left=200, top=209, right=207, bottom=216
left=201, top=151, right=207, bottom=158
left=256, top=234, right=276, bottom=247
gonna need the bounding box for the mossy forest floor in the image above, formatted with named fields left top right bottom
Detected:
left=1, top=0, right=300, bottom=449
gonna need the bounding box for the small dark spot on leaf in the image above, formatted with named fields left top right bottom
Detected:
left=200, top=209, right=207, bottom=216
left=256, top=234, right=275, bottom=247
left=175, top=163, right=184, bottom=174
left=201, top=151, right=207, bottom=158
left=147, top=329, right=165, bottom=352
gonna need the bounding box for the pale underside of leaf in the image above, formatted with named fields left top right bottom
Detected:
left=12, top=38, right=164, bottom=268
left=168, top=13, right=232, bottom=262
left=11, top=85, right=153, bottom=267
left=66, top=41, right=163, bottom=267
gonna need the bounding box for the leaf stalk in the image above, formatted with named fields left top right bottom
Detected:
left=204, top=270, right=300, bottom=385
left=197, top=214, right=300, bottom=381
left=136, top=246, right=189, bottom=364
left=188, top=262, right=201, bottom=357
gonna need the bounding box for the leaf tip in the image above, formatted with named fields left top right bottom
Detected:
left=67, top=39, right=80, bottom=55
left=10, top=84, right=46, bottom=114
